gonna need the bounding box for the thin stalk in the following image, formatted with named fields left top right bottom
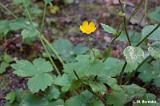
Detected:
left=102, top=30, right=122, bottom=62
left=120, top=23, right=160, bottom=84
left=125, top=55, right=151, bottom=84
left=39, top=3, right=62, bottom=75
left=72, top=71, right=107, bottom=106
left=118, top=0, right=160, bottom=84
left=38, top=3, right=64, bottom=65
left=118, top=0, right=131, bottom=46
left=0, top=2, right=17, bottom=18
left=39, top=35, right=61, bottom=75
left=144, top=0, right=148, bottom=17
left=89, top=89, right=107, bottom=106
left=135, top=55, right=151, bottom=71
left=111, top=29, right=123, bottom=45
left=118, top=61, right=127, bottom=84
left=136, top=23, right=160, bottom=46
left=128, top=0, right=144, bottom=22
left=73, top=70, right=81, bottom=80
left=41, top=36, right=64, bottom=65
left=118, top=0, right=131, bottom=84
left=22, top=0, right=33, bottom=24
left=40, top=3, right=47, bottom=31
left=22, top=0, right=62, bottom=74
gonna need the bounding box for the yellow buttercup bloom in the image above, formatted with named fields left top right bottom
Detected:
left=80, top=21, right=96, bottom=35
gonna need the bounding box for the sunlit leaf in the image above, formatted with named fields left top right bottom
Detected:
left=123, top=46, right=144, bottom=70
left=148, top=42, right=160, bottom=59
left=11, top=58, right=53, bottom=93
left=101, top=23, right=117, bottom=35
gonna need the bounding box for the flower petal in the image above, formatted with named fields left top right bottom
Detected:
left=80, top=21, right=89, bottom=34
left=89, top=21, right=96, bottom=33
left=80, top=21, right=96, bottom=34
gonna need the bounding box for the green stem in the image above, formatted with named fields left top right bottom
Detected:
left=118, top=0, right=160, bottom=84
left=120, top=23, right=160, bottom=84
left=40, top=4, right=47, bottom=31
left=135, top=55, right=151, bottom=71
left=136, top=23, right=160, bottom=46
left=72, top=71, right=107, bottom=106
left=39, top=3, right=62, bottom=75
left=118, top=61, right=127, bottom=84
left=0, top=2, right=17, bottom=18
left=118, top=0, right=131, bottom=46
left=118, top=0, right=131, bottom=84
left=125, top=55, right=151, bottom=84
left=39, top=35, right=61, bottom=75
left=22, top=0, right=33, bottom=24
left=128, top=0, right=144, bottom=22
left=22, top=0, right=63, bottom=74
left=41, top=36, right=64, bottom=65
left=110, top=29, right=122, bottom=45
left=144, top=0, right=148, bottom=17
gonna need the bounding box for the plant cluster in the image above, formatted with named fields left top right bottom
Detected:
left=0, top=0, right=160, bottom=106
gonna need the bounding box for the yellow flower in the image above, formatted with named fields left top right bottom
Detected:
left=80, top=21, right=96, bottom=34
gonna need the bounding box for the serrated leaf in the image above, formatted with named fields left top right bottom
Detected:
left=145, top=93, right=156, bottom=100
left=5, top=92, right=16, bottom=103
left=0, top=20, right=10, bottom=37
left=106, top=91, right=128, bottom=106
left=88, top=81, right=106, bottom=95
left=20, top=94, right=49, bottom=106
left=153, top=60, right=160, bottom=87
left=107, top=84, right=146, bottom=106
left=33, top=58, right=53, bottom=73
left=53, top=74, right=72, bottom=87
left=73, top=44, right=89, bottom=54
left=21, top=28, right=39, bottom=42
left=49, top=39, right=88, bottom=62
left=52, top=39, right=74, bottom=61
left=65, top=95, right=86, bottom=106
left=123, top=46, right=144, bottom=70
left=138, top=63, right=155, bottom=82
left=0, top=62, right=9, bottom=74
left=45, top=86, right=60, bottom=100
left=27, top=73, right=53, bottom=93
left=48, top=99, right=64, bottom=106
left=65, top=90, right=93, bottom=106
left=9, top=19, right=28, bottom=31
left=11, top=58, right=54, bottom=93
left=88, top=100, right=104, bottom=106
left=63, top=55, right=107, bottom=78
left=142, top=24, right=160, bottom=40
left=153, top=79, right=160, bottom=87
left=122, top=84, right=146, bottom=101
left=31, top=6, right=42, bottom=15
left=138, top=60, right=160, bottom=88
left=101, top=23, right=117, bottom=35
left=3, top=53, right=12, bottom=63
left=103, top=57, right=133, bottom=77
left=12, top=60, right=37, bottom=77
left=13, top=0, right=31, bottom=6
left=148, top=42, right=160, bottom=59
left=118, top=31, right=142, bottom=46
left=11, top=58, right=53, bottom=77
left=103, top=57, right=123, bottom=76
